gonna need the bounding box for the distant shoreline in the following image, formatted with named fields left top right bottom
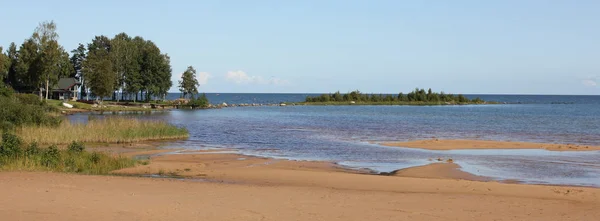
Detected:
left=382, top=139, right=600, bottom=151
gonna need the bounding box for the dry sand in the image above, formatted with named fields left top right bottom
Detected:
left=383, top=139, right=600, bottom=151
left=2, top=151, right=600, bottom=221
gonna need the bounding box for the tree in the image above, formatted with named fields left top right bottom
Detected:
left=33, top=21, right=67, bottom=100
left=0, top=47, right=9, bottom=82
left=83, top=36, right=115, bottom=102
left=110, top=33, right=134, bottom=101
left=178, top=66, right=199, bottom=99
left=70, top=43, right=86, bottom=79
left=156, top=54, right=172, bottom=100
left=124, top=36, right=145, bottom=102
left=83, top=49, right=114, bottom=102
left=15, top=38, right=41, bottom=94
left=70, top=44, right=87, bottom=99
left=6, top=43, right=18, bottom=88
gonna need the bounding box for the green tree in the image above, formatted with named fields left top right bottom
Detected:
left=15, top=38, right=41, bottom=94
left=32, top=21, right=69, bottom=100
left=110, top=33, right=134, bottom=101
left=83, top=37, right=115, bottom=102
left=178, top=66, right=199, bottom=99
left=139, top=40, right=163, bottom=101
left=156, top=54, right=172, bottom=101
left=0, top=47, right=8, bottom=82
left=70, top=44, right=87, bottom=99
left=6, top=43, right=19, bottom=88
left=125, top=36, right=145, bottom=102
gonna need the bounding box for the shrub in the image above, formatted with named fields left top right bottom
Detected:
left=0, top=95, right=61, bottom=128
left=25, top=142, right=40, bottom=157
left=42, top=145, right=60, bottom=167
left=67, top=141, right=85, bottom=154
left=0, top=131, right=23, bottom=158
left=15, top=94, right=44, bottom=106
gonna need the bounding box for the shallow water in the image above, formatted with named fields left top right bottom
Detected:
left=69, top=100, right=600, bottom=187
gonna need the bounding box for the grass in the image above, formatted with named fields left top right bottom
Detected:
left=14, top=117, right=189, bottom=144
left=0, top=134, right=137, bottom=175
left=47, top=99, right=158, bottom=112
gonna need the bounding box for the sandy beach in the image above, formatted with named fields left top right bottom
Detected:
left=2, top=149, right=600, bottom=221
left=382, top=139, right=600, bottom=151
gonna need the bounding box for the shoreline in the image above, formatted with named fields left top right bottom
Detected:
left=3, top=149, right=600, bottom=220
left=382, top=139, right=600, bottom=151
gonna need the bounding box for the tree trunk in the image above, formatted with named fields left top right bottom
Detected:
left=45, top=79, right=49, bottom=100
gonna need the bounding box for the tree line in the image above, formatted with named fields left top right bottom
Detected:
left=306, top=88, right=485, bottom=104
left=0, top=21, right=173, bottom=102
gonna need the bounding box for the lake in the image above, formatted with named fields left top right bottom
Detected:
left=69, top=94, right=600, bottom=186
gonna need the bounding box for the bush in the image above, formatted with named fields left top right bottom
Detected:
left=0, top=131, right=23, bottom=158
left=25, top=142, right=40, bottom=157
left=67, top=141, right=85, bottom=153
left=42, top=145, right=60, bottom=167
left=0, top=95, right=61, bottom=128
left=0, top=139, right=136, bottom=174
left=188, top=93, right=210, bottom=108
left=15, top=94, right=44, bottom=106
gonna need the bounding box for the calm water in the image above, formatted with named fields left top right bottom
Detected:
left=69, top=94, right=600, bottom=186
left=165, top=93, right=600, bottom=105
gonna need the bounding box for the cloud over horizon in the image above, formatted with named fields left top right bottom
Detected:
left=582, top=77, right=598, bottom=87
left=198, top=72, right=212, bottom=85
left=225, top=71, right=289, bottom=85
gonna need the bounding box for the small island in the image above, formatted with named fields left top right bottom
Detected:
left=304, top=88, right=488, bottom=105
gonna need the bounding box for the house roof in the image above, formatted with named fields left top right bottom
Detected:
left=53, top=78, right=81, bottom=90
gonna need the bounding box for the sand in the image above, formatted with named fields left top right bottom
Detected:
left=383, top=139, right=600, bottom=151
left=2, top=151, right=600, bottom=221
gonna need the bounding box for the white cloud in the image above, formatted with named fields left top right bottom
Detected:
left=198, top=72, right=211, bottom=85
left=225, top=70, right=289, bottom=85
left=582, top=77, right=597, bottom=87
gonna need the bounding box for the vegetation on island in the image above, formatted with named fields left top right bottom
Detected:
left=305, top=88, right=486, bottom=105
left=175, top=66, right=210, bottom=108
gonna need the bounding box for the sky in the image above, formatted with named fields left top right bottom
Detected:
left=1, top=0, right=599, bottom=95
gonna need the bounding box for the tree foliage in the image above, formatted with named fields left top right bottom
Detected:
left=0, top=47, right=9, bottom=81
left=178, top=66, right=199, bottom=99
left=83, top=38, right=115, bottom=100
left=2, top=21, right=175, bottom=103
left=306, top=88, right=485, bottom=104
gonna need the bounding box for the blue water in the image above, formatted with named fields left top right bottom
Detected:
left=69, top=94, right=600, bottom=187
left=165, top=93, right=600, bottom=105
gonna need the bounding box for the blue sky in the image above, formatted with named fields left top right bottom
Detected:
left=1, top=0, right=599, bottom=94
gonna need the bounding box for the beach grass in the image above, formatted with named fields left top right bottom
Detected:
left=14, top=117, right=189, bottom=144
left=0, top=134, right=137, bottom=174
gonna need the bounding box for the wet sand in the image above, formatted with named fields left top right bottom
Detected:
left=382, top=139, right=600, bottom=151
left=2, top=151, right=600, bottom=220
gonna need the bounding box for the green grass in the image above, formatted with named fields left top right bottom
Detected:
left=47, top=99, right=157, bottom=112
left=0, top=134, right=137, bottom=175
left=14, top=117, right=189, bottom=144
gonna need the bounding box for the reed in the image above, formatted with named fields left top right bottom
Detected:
left=0, top=135, right=136, bottom=175
left=15, top=117, right=189, bottom=144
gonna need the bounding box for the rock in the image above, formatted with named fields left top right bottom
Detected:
left=92, top=104, right=99, bottom=108
left=280, top=103, right=287, bottom=106
left=222, top=102, right=228, bottom=107
left=350, top=101, right=356, bottom=104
